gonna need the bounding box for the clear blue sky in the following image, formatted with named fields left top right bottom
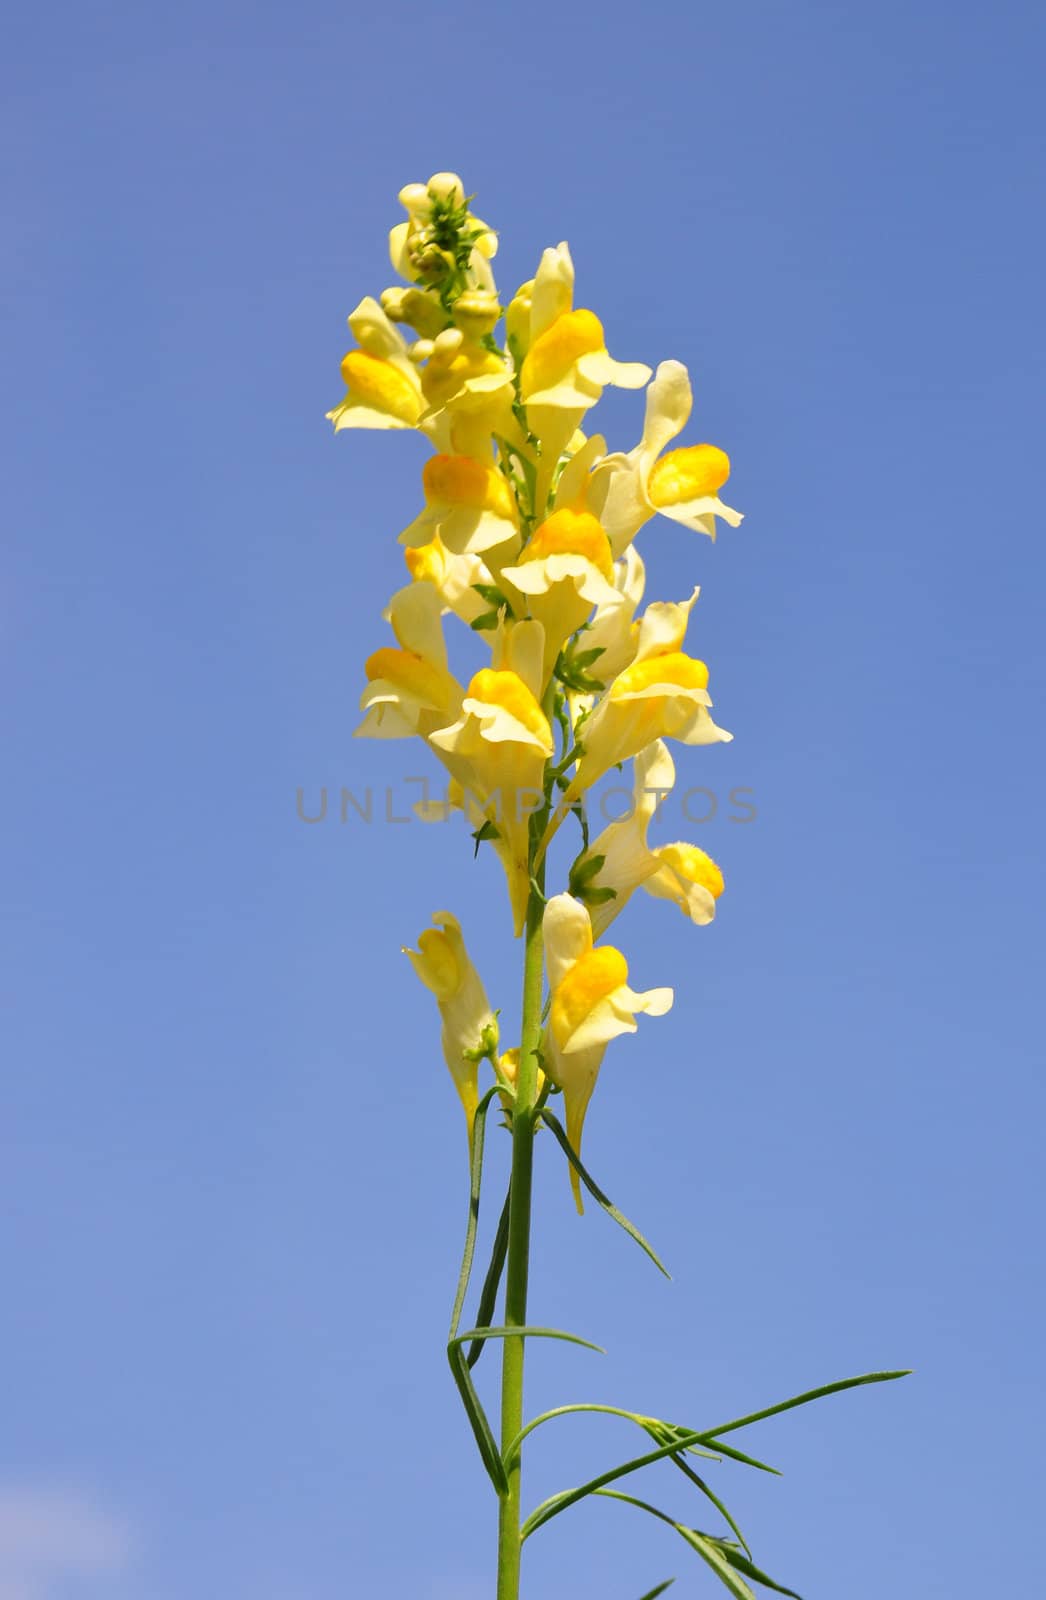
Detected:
left=3, top=1, right=1045, bottom=1595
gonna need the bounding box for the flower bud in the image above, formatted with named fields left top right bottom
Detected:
left=452, top=289, right=502, bottom=338
left=381, top=286, right=448, bottom=339
left=433, top=327, right=465, bottom=358
left=398, top=182, right=429, bottom=214
left=407, top=339, right=434, bottom=364
left=505, top=281, right=535, bottom=356
left=427, top=171, right=465, bottom=206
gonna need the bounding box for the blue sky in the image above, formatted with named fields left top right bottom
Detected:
left=3, top=0, right=1045, bottom=1595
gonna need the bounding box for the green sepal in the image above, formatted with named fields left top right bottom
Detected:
left=470, top=609, right=502, bottom=632
left=472, top=819, right=500, bottom=856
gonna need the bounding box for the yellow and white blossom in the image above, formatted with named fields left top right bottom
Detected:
left=643, top=839, right=725, bottom=924
left=519, top=244, right=649, bottom=508
left=355, top=582, right=462, bottom=739
left=562, top=591, right=731, bottom=802
left=430, top=622, right=555, bottom=934
left=591, top=359, right=743, bottom=554
left=574, top=741, right=723, bottom=937
left=574, top=544, right=646, bottom=690
left=542, top=893, right=673, bottom=1210
left=405, top=912, right=497, bottom=1146
left=403, top=529, right=493, bottom=625
left=500, top=508, right=622, bottom=686
left=401, top=452, right=520, bottom=559
left=327, top=297, right=425, bottom=432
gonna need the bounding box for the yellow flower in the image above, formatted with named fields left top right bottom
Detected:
left=405, top=912, right=497, bottom=1147
left=355, top=583, right=462, bottom=739
left=575, top=741, right=722, bottom=937
left=518, top=244, right=650, bottom=509
left=403, top=528, right=493, bottom=626
left=571, top=543, right=646, bottom=692
left=542, top=894, right=672, bottom=1210
left=518, top=243, right=648, bottom=409
left=327, top=297, right=425, bottom=431
left=429, top=622, right=554, bottom=934
left=400, top=452, right=520, bottom=558
left=591, top=360, right=743, bottom=553
left=562, top=591, right=731, bottom=802
left=500, top=508, right=621, bottom=686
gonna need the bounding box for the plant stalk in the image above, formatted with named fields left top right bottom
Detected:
left=496, top=862, right=546, bottom=1600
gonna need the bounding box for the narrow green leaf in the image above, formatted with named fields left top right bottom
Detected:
left=446, top=1339, right=507, bottom=1497
left=676, top=1528, right=756, bottom=1600
left=507, top=1402, right=721, bottom=1464
left=703, top=1370, right=912, bottom=1440
left=541, top=1110, right=670, bottom=1278
left=636, top=1583, right=675, bottom=1599
left=697, top=1436, right=782, bottom=1476
left=448, top=1087, right=501, bottom=1342
left=466, top=1189, right=511, bottom=1369
left=445, top=1086, right=508, bottom=1497
left=661, top=1449, right=751, bottom=1557
left=713, top=1545, right=803, bottom=1600
left=450, top=1325, right=605, bottom=1358
left=522, top=1426, right=712, bottom=1539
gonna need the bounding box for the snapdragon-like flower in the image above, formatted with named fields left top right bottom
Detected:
left=403, top=529, right=492, bottom=626
left=327, top=297, right=425, bottom=432
left=429, top=622, right=555, bottom=933
left=500, top=508, right=621, bottom=686
left=400, top=453, right=520, bottom=559
left=356, top=582, right=462, bottom=739
left=542, top=893, right=672, bottom=1210
left=572, top=741, right=724, bottom=937
left=591, top=359, right=743, bottom=554
left=518, top=244, right=650, bottom=507
left=405, top=912, right=497, bottom=1146
left=562, top=590, right=731, bottom=803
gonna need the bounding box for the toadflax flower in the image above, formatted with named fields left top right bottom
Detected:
left=400, top=453, right=520, bottom=559
left=591, top=359, right=743, bottom=555
left=500, top=507, right=622, bottom=687
left=542, top=893, right=673, bottom=1210
left=327, top=297, right=425, bottom=432
left=560, top=590, right=731, bottom=805
left=430, top=621, right=555, bottom=934
left=571, top=741, right=724, bottom=937
left=405, top=912, right=497, bottom=1146
left=355, top=581, right=462, bottom=739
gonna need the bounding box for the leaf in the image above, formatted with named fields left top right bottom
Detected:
left=660, top=1449, right=751, bottom=1557
left=449, top=1325, right=605, bottom=1359
left=636, top=1583, right=676, bottom=1599
left=470, top=609, right=501, bottom=632
left=445, top=1086, right=508, bottom=1497
left=540, top=1110, right=670, bottom=1278
left=448, top=1088, right=500, bottom=1342
left=703, top=1370, right=912, bottom=1440
left=466, top=1189, right=511, bottom=1369
left=522, top=1425, right=713, bottom=1539
left=712, top=1545, right=803, bottom=1600
left=676, top=1529, right=756, bottom=1600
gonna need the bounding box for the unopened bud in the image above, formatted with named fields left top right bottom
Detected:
left=408, top=339, right=434, bottom=364
left=381, top=286, right=448, bottom=339
left=427, top=171, right=465, bottom=206
left=452, top=289, right=502, bottom=338
left=506, top=281, right=535, bottom=356
left=433, top=327, right=465, bottom=359
left=398, top=182, right=429, bottom=214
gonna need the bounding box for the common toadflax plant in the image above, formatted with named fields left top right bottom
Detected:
left=327, top=172, right=906, bottom=1600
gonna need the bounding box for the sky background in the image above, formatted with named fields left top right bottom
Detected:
left=3, top=0, right=1045, bottom=1595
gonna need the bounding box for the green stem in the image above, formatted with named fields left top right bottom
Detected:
left=496, top=862, right=546, bottom=1600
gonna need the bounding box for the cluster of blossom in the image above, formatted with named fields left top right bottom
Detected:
left=329, top=174, right=742, bottom=1205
